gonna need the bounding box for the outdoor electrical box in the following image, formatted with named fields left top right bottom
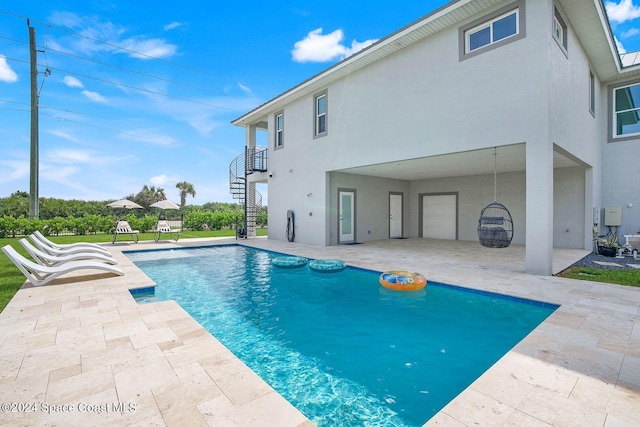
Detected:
left=593, top=207, right=601, bottom=225
left=604, top=206, right=622, bottom=226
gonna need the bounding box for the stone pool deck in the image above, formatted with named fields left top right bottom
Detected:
left=0, top=236, right=638, bottom=426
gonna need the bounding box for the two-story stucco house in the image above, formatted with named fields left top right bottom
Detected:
left=230, top=0, right=640, bottom=275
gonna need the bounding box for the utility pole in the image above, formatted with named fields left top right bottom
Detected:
left=28, top=20, right=39, bottom=219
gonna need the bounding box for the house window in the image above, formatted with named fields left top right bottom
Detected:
left=613, top=82, right=640, bottom=138
left=459, top=1, right=525, bottom=61
left=465, top=9, right=519, bottom=53
left=275, top=112, right=284, bottom=149
left=553, top=6, right=568, bottom=52
left=314, top=91, right=327, bottom=137
left=589, top=71, right=595, bottom=116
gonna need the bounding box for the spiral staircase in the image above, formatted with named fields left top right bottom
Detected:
left=229, top=146, right=267, bottom=237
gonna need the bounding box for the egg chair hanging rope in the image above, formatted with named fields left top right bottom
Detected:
left=493, top=147, right=498, bottom=202
left=477, top=147, right=514, bottom=248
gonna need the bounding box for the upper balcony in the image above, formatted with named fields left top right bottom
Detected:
left=246, top=146, right=268, bottom=175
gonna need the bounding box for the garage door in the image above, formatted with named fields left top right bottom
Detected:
left=422, top=194, right=457, bottom=240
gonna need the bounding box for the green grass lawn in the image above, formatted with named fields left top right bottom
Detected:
left=556, top=266, right=640, bottom=287
left=0, top=228, right=267, bottom=312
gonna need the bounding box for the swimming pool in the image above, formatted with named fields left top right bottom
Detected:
left=126, top=245, right=558, bottom=426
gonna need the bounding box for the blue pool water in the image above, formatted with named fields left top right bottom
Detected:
left=126, top=245, right=557, bottom=426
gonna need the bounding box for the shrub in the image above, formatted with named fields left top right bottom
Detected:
left=126, top=213, right=157, bottom=233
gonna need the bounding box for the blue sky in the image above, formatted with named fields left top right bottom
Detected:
left=0, top=1, right=639, bottom=205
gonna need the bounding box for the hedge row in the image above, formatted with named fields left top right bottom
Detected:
left=0, top=209, right=261, bottom=238
left=0, top=214, right=159, bottom=238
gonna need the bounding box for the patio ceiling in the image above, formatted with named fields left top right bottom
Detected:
left=334, top=144, right=583, bottom=181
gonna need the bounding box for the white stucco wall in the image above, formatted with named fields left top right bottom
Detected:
left=409, top=171, right=527, bottom=244
left=601, top=137, right=640, bottom=240
left=254, top=0, right=602, bottom=267
left=327, top=173, right=411, bottom=245
left=265, top=0, right=553, bottom=246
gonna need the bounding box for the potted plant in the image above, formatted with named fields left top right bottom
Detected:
left=596, top=231, right=619, bottom=257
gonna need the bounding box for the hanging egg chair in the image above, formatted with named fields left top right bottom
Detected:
left=477, top=148, right=514, bottom=248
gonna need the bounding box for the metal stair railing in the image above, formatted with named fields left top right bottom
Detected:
left=229, top=146, right=267, bottom=237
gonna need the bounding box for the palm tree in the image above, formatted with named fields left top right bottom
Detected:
left=176, top=181, right=196, bottom=208
left=133, top=185, right=166, bottom=207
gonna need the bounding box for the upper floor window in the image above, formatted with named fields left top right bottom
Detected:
left=613, top=82, right=640, bottom=138
left=465, top=9, right=518, bottom=53
left=275, top=112, right=284, bottom=149
left=589, top=71, right=595, bottom=116
left=314, top=91, right=327, bottom=137
left=459, top=1, right=525, bottom=61
left=553, top=6, right=568, bottom=53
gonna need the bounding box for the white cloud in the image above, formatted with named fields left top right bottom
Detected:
left=622, top=27, right=640, bottom=37
left=121, top=37, right=178, bottom=59
left=81, top=90, right=108, bottom=103
left=187, top=115, right=221, bottom=136
left=46, top=129, right=80, bottom=143
left=291, top=28, right=377, bottom=63
left=44, top=148, right=124, bottom=170
left=238, top=82, right=253, bottom=95
left=117, top=127, right=176, bottom=146
left=63, top=75, right=84, bottom=88
left=48, top=12, right=178, bottom=60
left=149, top=174, right=180, bottom=186
left=0, top=160, right=29, bottom=182
left=606, top=0, right=640, bottom=24
left=0, top=56, right=18, bottom=83
left=163, top=22, right=183, bottom=31
left=614, top=35, right=627, bottom=54
left=46, top=149, right=92, bottom=164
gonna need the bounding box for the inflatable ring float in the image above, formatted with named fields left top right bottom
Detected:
left=272, top=256, right=308, bottom=269
left=309, top=259, right=347, bottom=273
left=379, top=270, right=427, bottom=291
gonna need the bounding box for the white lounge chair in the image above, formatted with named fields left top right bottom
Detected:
left=19, top=238, right=118, bottom=267
left=153, top=220, right=180, bottom=242
left=112, top=221, right=140, bottom=244
left=2, top=245, right=124, bottom=287
left=32, top=231, right=112, bottom=256
left=29, top=234, right=113, bottom=258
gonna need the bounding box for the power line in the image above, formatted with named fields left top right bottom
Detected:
left=1, top=56, right=244, bottom=112
left=0, top=100, right=173, bottom=143
left=0, top=10, right=253, bottom=145
left=1, top=34, right=225, bottom=98
left=0, top=98, right=146, bottom=121
left=38, top=110, right=175, bottom=144
left=0, top=9, right=242, bottom=85
left=43, top=64, right=244, bottom=112
left=37, top=45, right=227, bottom=98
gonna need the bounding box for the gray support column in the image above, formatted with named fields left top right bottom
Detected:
left=247, top=181, right=257, bottom=237
left=525, top=141, right=554, bottom=275
left=246, top=124, right=256, bottom=150
left=245, top=125, right=257, bottom=238
left=584, top=167, right=595, bottom=251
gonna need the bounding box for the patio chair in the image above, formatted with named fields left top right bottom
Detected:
left=29, top=234, right=113, bottom=257
left=2, top=245, right=124, bottom=287
left=19, top=238, right=118, bottom=267
left=32, top=231, right=112, bottom=255
left=153, top=220, right=180, bottom=242
left=112, top=220, right=140, bottom=244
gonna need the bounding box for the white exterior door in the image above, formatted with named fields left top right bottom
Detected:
left=389, top=193, right=403, bottom=238
left=422, top=194, right=457, bottom=240
left=339, top=191, right=355, bottom=243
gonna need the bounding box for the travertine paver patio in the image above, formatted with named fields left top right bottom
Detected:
left=0, top=236, right=638, bottom=426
